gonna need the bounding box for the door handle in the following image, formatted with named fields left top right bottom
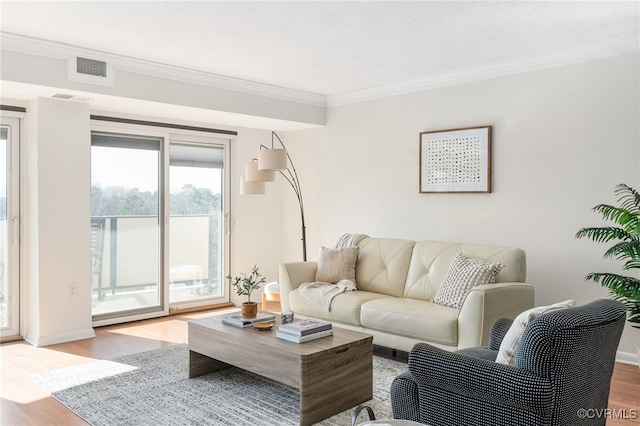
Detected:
left=11, top=217, right=18, bottom=245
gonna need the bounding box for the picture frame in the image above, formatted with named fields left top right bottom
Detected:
left=419, top=125, right=492, bottom=193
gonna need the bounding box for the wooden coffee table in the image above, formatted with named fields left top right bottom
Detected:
left=188, top=313, right=373, bottom=426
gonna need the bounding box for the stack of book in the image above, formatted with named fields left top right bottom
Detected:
left=276, top=319, right=333, bottom=343
left=221, top=311, right=276, bottom=328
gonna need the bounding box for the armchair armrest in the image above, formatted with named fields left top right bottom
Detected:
left=457, top=282, right=534, bottom=349
left=408, top=343, right=553, bottom=415
left=278, top=262, right=318, bottom=312
left=488, top=317, right=514, bottom=350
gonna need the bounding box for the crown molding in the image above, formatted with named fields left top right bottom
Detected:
left=0, top=32, right=326, bottom=107
left=2, top=32, right=637, bottom=110
left=327, top=41, right=640, bottom=107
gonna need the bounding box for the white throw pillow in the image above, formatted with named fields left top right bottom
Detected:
left=432, top=252, right=504, bottom=309
left=495, top=299, right=576, bottom=365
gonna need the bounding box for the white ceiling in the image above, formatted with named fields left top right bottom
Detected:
left=1, top=1, right=639, bottom=128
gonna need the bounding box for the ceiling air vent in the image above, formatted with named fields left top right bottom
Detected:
left=52, top=93, right=75, bottom=100
left=51, top=93, right=93, bottom=103
left=67, top=56, right=115, bottom=86
left=77, top=57, right=107, bottom=77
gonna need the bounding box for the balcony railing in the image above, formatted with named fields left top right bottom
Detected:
left=91, top=214, right=222, bottom=309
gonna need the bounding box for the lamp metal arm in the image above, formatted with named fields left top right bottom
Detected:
left=259, top=132, right=307, bottom=261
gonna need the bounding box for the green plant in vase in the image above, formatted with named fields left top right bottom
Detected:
left=576, top=183, right=640, bottom=329
left=226, top=265, right=266, bottom=318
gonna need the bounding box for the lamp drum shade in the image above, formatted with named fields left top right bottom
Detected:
left=245, top=160, right=275, bottom=182
left=258, top=148, right=287, bottom=171
left=240, top=176, right=266, bottom=194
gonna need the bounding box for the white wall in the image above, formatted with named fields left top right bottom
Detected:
left=232, top=127, right=285, bottom=299
left=284, top=53, right=640, bottom=359
left=24, top=97, right=95, bottom=345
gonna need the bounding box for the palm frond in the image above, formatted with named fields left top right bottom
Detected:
left=609, top=293, right=640, bottom=327
left=622, top=259, right=640, bottom=270
left=603, top=241, right=640, bottom=262
left=575, top=226, right=635, bottom=243
left=585, top=272, right=640, bottom=299
left=591, top=204, right=640, bottom=234
left=615, top=183, right=640, bottom=214
left=579, top=184, right=640, bottom=327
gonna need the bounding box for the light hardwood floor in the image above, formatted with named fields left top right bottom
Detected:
left=2, top=303, right=639, bottom=426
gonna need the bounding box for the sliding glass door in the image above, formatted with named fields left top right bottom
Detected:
left=168, top=141, right=227, bottom=308
left=90, top=133, right=162, bottom=320
left=0, top=117, right=20, bottom=338
left=90, top=125, right=231, bottom=324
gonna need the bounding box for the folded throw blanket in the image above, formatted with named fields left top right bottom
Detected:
left=334, top=233, right=368, bottom=249
left=298, top=233, right=369, bottom=311
left=299, top=279, right=357, bottom=312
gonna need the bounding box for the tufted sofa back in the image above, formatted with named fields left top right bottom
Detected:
left=403, top=241, right=526, bottom=300
left=354, top=238, right=527, bottom=301
left=355, top=238, right=416, bottom=297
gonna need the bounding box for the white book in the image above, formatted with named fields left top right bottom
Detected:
left=276, top=329, right=333, bottom=343
left=221, top=311, right=276, bottom=328
left=277, top=319, right=332, bottom=336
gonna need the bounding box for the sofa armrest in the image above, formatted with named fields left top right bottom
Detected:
left=278, top=262, right=318, bottom=312
left=408, top=343, right=553, bottom=415
left=457, top=282, right=534, bottom=349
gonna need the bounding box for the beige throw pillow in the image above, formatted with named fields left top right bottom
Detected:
left=495, top=299, right=575, bottom=365
left=433, top=252, right=504, bottom=309
left=315, top=246, right=358, bottom=284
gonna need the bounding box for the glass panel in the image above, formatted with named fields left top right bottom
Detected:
left=0, top=118, right=18, bottom=337
left=169, top=144, right=224, bottom=304
left=0, top=128, right=8, bottom=329
left=91, top=135, right=161, bottom=317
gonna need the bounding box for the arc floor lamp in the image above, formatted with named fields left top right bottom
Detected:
left=241, top=132, right=307, bottom=261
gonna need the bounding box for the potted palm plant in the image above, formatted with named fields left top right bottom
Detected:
left=226, top=265, right=266, bottom=318
left=576, top=183, right=640, bottom=363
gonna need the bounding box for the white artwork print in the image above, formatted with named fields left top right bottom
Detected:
left=420, top=127, right=491, bottom=193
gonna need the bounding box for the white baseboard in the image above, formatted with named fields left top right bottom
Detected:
left=616, top=350, right=639, bottom=366
left=25, top=328, right=96, bottom=347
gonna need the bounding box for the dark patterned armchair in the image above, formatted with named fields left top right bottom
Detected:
left=391, top=299, right=626, bottom=426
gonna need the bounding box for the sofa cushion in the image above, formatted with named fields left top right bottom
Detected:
left=355, top=238, right=416, bottom=297
left=288, top=288, right=388, bottom=326
left=432, top=252, right=504, bottom=309
left=315, top=246, right=359, bottom=284
left=495, top=299, right=575, bottom=365
left=361, top=297, right=459, bottom=346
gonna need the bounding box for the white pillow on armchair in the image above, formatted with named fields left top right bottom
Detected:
left=495, top=299, right=575, bottom=365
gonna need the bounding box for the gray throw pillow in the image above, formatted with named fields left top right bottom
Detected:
left=315, top=246, right=359, bottom=284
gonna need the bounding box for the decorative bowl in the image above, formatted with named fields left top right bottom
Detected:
left=253, top=322, right=273, bottom=331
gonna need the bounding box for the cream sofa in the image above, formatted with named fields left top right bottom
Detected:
left=279, top=237, right=534, bottom=352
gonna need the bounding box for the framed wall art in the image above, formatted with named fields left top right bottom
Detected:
left=419, top=125, right=492, bottom=193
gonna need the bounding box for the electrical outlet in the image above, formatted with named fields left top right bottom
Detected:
left=68, top=282, right=77, bottom=297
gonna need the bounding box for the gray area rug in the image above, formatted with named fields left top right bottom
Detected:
left=29, top=344, right=407, bottom=425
